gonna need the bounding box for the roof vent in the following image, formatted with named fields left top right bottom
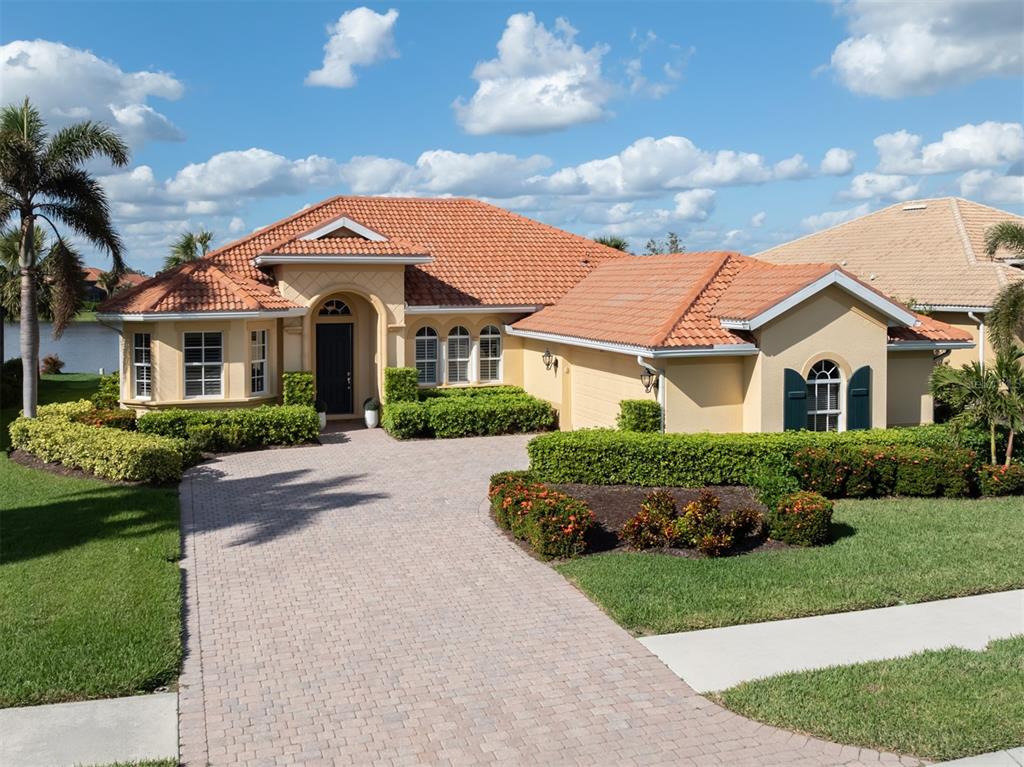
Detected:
left=869, top=273, right=877, bottom=281
left=901, top=203, right=928, bottom=211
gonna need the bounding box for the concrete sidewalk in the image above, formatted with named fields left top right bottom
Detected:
left=0, top=692, right=177, bottom=767
left=936, top=748, right=1024, bottom=766
left=640, top=590, right=1024, bottom=692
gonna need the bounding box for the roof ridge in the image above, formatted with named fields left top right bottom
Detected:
left=647, top=253, right=732, bottom=347
left=949, top=196, right=979, bottom=267
left=953, top=196, right=1024, bottom=219
left=204, top=262, right=261, bottom=310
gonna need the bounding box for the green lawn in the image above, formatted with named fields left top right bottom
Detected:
left=718, top=635, right=1024, bottom=762
left=557, top=496, right=1024, bottom=635
left=0, top=374, right=182, bottom=707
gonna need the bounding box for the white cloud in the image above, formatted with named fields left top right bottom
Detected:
left=750, top=211, right=767, bottom=227
left=802, top=203, right=871, bottom=231
left=828, top=0, right=1023, bottom=98
left=774, top=154, right=812, bottom=180
left=453, top=13, right=613, bottom=135
left=821, top=147, right=856, bottom=175
left=0, top=39, right=184, bottom=145
left=841, top=172, right=919, bottom=201
left=305, top=7, right=399, bottom=88
left=672, top=189, right=716, bottom=221
left=228, top=217, right=246, bottom=233
left=165, top=148, right=343, bottom=199
left=958, top=169, right=1024, bottom=203
left=875, top=121, right=1024, bottom=175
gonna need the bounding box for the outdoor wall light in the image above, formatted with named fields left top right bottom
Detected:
left=640, top=368, right=657, bottom=393
left=542, top=349, right=556, bottom=371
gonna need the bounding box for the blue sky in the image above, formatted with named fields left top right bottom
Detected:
left=2, top=0, right=1022, bottom=273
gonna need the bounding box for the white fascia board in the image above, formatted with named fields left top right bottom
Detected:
left=504, top=326, right=758, bottom=358
left=298, top=216, right=386, bottom=242
left=98, top=308, right=308, bottom=322
left=254, top=255, right=432, bottom=266
left=406, top=304, right=543, bottom=315
left=719, top=271, right=919, bottom=331
left=911, top=304, right=992, bottom=313
left=887, top=340, right=975, bottom=351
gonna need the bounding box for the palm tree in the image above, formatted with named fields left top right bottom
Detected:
left=985, top=221, right=1024, bottom=259
left=594, top=235, right=630, bottom=252
left=930, top=361, right=1003, bottom=464
left=163, top=229, right=214, bottom=271
left=984, top=221, right=1024, bottom=353
left=0, top=98, right=128, bottom=416
left=994, top=345, right=1024, bottom=465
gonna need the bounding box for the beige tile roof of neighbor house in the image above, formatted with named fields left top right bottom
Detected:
left=755, top=197, right=1024, bottom=309
left=99, top=196, right=627, bottom=315
left=511, top=252, right=971, bottom=350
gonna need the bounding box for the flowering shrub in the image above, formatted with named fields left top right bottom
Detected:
left=977, top=464, right=1024, bottom=496
left=621, top=491, right=677, bottom=549
left=768, top=491, right=833, bottom=547
left=488, top=471, right=594, bottom=559
left=72, top=407, right=137, bottom=431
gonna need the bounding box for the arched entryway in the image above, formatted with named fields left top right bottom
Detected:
left=312, top=293, right=379, bottom=417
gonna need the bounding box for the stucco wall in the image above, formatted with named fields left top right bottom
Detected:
left=752, top=286, right=890, bottom=432
left=565, top=347, right=653, bottom=429
left=521, top=338, right=564, bottom=417
left=663, top=357, right=745, bottom=433
left=930, top=311, right=990, bottom=368
left=887, top=350, right=935, bottom=426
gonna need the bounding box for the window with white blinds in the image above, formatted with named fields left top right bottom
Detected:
left=133, top=333, right=151, bottom=399
left=479, top=325, right=502, bottom=382
left=806, top=360, right=841, bottom=432
left=415, top=326, right=438, bottom=384
left=184, top=332, right=223, bottom=397
left=447, top=326, right=470, bottom=383
left=250, top=329, right=267, bottom=394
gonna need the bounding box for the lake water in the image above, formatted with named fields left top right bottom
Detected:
left=3, top=320, right=120, bottom=373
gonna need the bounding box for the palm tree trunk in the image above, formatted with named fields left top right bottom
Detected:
left=19, top=215, right=38, bottom=418
left=1006, top=429, right=1015, bottom=467
left=990, top=421, right=997, bottom=465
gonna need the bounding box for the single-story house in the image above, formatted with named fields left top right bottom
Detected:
left=755, top=197, right=1024, bottom=368
left=97, top=196, right=972, bottom=433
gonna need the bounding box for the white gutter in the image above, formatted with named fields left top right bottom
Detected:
left=98, top=308, right=308, bottom=322
left=254, top=255, right=432, bottom=266
left=504, top=326, right=759, bottom=358
left=406, top=304, right=543, bottom=315
left=968, top=311, right=985, bottom=368
left=637, top=356, right=666, bottom=432
left=912, top=304, right=992, bottom=313
left=887, top=341, right=975, bottom=351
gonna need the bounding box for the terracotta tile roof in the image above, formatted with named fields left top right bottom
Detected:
left=264, top=237, right=428, bottom=257
left=756, top=197, right=1024, bottom=309
left=513, top=252, right=970, bottom=350
left=888, top=312, right=973, bottom=344
left=100, top=196, right=627, bottom=314
left=118, top=272, right=148, bottom=288
left=98, top=260, right=300, bottom=314
left=82, top=266, right=104, bottom=282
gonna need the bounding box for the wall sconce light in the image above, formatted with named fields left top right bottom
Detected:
left=640, top=368, right=657, bottom=393
left=542, top=349, right=558, bottom=372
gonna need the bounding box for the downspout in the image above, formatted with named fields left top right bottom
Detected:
left=967, top=312, right=984, bottom=368
left=637, top=355, right=666, bottom=432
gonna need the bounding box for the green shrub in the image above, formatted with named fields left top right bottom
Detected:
left=978, top=464, right=1024, bottom=496
left=36, top=400, right=96, bottom=420
left=617, top=399, right=661, bottom=432
left=90, top=372, right=120, bottom=409
left=769, top=491, right=833, bottom=546
left=40, top=354, right=64, bottom=375
left=893, top=447, right=975, bottom=498
left=71, top=407, right=137, bottom=431
left=136, top=405, right=319, bottom=451
left=675, top=490, right=766, bottom=557
left=746, top=464, right=801, bottom=513
left=282, top=371, right=315, bottom=407
left=9, top=410, right=183, bottom=482
left=2, top=357, right=25, bottom=405
left=381, top=401, right=429, bottom=439
left=383, top=367, right=419, bottom=403
left=419, top=385, right=526, bottom=399
left=487, top=473, right=593, bottom=559
left=621, top=491, right=677, bottom=549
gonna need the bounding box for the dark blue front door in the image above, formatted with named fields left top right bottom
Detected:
left=316, top=323, right=354, bottom=414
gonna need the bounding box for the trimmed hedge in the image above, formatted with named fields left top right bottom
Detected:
left=419, top=385, right=526, bottom=400
left=9, top=402, right=183, bottom=482
left=617, top=399, right=661, bottom=432
left=383, top=392, right=556, bottom=439
left=768, top=491, right=833, bottom=546
left=526, top=427, right=957, bottom=488
left=72, top=407, right=137, bottom=431
left=978, top=464, right=1024, bottom=496
left=282, top=372, right=315, bottom=407
left=384, top=367, right=418, bottom=403
left=488, top=471, right=594, bottom=559
left=137, top=405, right=319, bottom=452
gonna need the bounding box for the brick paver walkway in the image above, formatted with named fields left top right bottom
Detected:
left=178, top=429, right=925, bottom=767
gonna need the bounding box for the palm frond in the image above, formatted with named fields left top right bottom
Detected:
left=40, top=238, right=85, bottom=337
left=36, top=201, right=124, bottom=272
left=984, top=221, right=1024, bottom=257
left=43, top=121, right=130, bottom=171
left=987, top=282, right=1024, bottom=353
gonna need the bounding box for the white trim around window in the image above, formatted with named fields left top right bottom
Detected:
left=479, top=325, right=502, bottom=383
left=250, top=329, right=268, bottom=395
left=446, top=326, right=471, bottom=384
left=414, top=326, right=439, bottom=385
left=183, top=331, right=224, bottom=398
left=132, top=332, right=152, bottom=400
left=806, top=359, right=843, bottom=432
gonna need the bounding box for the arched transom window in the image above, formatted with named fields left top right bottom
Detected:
left=479, top=325, right=502, bottom=382
left=319, top=299, right=351, bottom=316
left=806, top=360, right=841, bottom=432
left=447, top=326, right=471, bottom=383
left=415, top=326, right=438, bottom=384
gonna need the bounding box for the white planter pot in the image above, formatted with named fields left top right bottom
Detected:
left=364, top=409, right=379, bottom=429
left=318, top=412, right=327, bottom=430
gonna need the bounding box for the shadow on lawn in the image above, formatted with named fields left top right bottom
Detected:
left=830, top=521, right=856, bottom=543
left=182, top=463, right=389, bottom=548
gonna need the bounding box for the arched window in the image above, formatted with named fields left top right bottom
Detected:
left=479, top=325, right=502, bottom=382
left=447, top=326, right=471, bottom=383
left=319, top=299, right=351, bottom=316
left=415, top=327, right=438, bottom=384
left=806, top=360, right=841, bottom=432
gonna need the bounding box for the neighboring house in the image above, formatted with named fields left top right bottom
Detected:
left=756, top=197, right=1024, bottom=367
left=82, top=266, right=147, bottom=302
left=96, top=196, right=971, bottom=433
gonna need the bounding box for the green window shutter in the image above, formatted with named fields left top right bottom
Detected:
left=783, top=368, right=806, bottom=431
left=847, top=365, right=871, bottom=430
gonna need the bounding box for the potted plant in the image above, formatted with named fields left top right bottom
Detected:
left=315, top=399, right=327, bottom=431
left=363, top=397, right=380, bottom=429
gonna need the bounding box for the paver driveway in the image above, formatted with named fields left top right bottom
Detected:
left=178, top=428, right=923, bottom=767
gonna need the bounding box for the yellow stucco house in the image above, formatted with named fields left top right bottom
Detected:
left=97, top=196, right=973, bottom=433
